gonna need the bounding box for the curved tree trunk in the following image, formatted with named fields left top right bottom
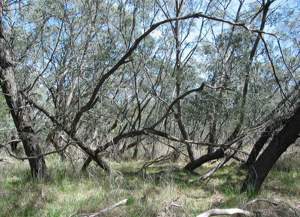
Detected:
left=184, top=148, right=224, bottom=171
left=243, top=117, right=285, bottom=168
left=243, top=87, right=299, bottom=168
left=241, top=103, right=300, bottom=193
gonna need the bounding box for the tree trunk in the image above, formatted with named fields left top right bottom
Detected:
left=173, top=0, right=194, bottom=162
left=241, top=103, right=300, bottom=193
left=132, top=144, right=138, bottom=159
left=243, top=87, right=299, bottom=168
left=46, top=130, right=66, bottom=161
left=81, top=157, right=92, bottom=173
left=207, top=114, right=216, bottom=154
left=184, top=148, right=224, bottom=171
left=10, top=135, right=19, bottom=153
left=243, top=117, right=285, bottom=168
left=0, top=35, right=47, bottom=179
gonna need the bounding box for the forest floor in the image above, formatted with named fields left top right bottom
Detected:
left=0, top=153, right=299, bottom=217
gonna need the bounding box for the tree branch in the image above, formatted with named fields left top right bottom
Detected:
left=196, top=208, right=251, bottom=217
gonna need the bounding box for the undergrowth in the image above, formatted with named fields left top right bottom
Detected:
left=0, top=155, right=299, bottom=217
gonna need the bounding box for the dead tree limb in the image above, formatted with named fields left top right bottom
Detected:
left=78, top=199, right=128, bottom=217
left=196, top=208, right=251, bottom=217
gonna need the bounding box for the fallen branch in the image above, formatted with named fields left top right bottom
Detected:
left=196, top=208, right=251, bottom=217
left=139, top=153, right=174, bottom=172
left=245, top=198, right=279, bottom=207
left=88, top=199, right=128, bottom=217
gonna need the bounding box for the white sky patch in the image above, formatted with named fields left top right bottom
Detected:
left=151, top=29, right=162, bottom=38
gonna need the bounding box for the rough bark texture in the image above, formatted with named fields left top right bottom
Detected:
left=0, top=34, right=47, bottom=179
left=241, top=103, right=300, bottom=192
left=46, top=130, right=66, bottom=161
left=243, top=117, right=285, bottom=168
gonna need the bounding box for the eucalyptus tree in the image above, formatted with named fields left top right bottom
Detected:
left=0, top=0, right=47, bottom=179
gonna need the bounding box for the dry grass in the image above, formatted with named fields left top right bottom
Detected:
left=0, top=153, right=299, bottom=217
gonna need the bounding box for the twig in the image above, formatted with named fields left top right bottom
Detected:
left=139, top=153, right=173, bottom=171
left=260, top=35, right=288, bottom=101
left=1, top=141, right=71, bottom=160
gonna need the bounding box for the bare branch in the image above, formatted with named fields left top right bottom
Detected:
left=196, top=208, right=251, bottom=217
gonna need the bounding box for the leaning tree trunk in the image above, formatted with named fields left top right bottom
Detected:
left=243, top=116, right=285, bottom=168
left=243, top=87, right=300, bottom=168
left=0, top=30, right=47, bottom=179
left=184, top=148, right=224, bottom=171
left=241, top=103, right=300, bottom=193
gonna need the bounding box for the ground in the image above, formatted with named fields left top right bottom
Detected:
left=0, top=154, right=299, bottom=217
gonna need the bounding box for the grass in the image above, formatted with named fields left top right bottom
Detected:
left=0, top=155, right=299, bottom=217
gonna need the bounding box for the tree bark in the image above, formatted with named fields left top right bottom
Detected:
left=243, top=87, right=299, bottom=168
left=243, top=117, right=285, bottom=168
left=46, top=130, right=66, bottom=161
left=184, top=148, right=224, bottom=171
left=132, top=144, right=138, bottom=159
left=0, top=23, right=47, bottom=179
left=241, top=103, right=300, bottom=193
left=0, top=61, right=47, bottom=179
left=173, top=0, right=194, bottom=162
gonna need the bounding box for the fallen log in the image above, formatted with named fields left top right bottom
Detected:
left=196, top=208, right=251, bottom=217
